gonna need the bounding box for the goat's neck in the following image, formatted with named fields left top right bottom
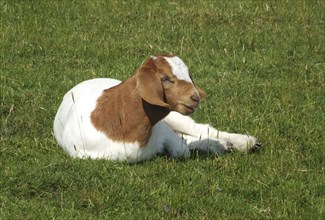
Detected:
left=91, top=76, right=170, bottom=146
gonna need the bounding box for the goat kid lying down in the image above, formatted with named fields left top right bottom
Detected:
left=54, top=55, right=261, bottom=163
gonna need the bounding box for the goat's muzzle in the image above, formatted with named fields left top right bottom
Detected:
left=181, top=94, right=200, bottom=114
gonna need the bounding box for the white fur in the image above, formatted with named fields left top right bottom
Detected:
left=164, top=56, right=192, bottom=83
left=54, top=78, right=258, bottom=163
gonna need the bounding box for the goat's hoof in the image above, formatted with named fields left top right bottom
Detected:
left=225, top=141, right=234, bottom=153
left=249, top=142, right=262, bottom=153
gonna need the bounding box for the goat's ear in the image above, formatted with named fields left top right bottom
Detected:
left=136, top=58, right=169, bottom=108
left=195, top=84, right=207, bottom=99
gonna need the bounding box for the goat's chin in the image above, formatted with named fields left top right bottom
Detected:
left=175, top=104, right=196, bottom=115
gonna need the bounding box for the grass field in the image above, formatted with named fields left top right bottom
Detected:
left=1, top=0, right=325, bottom=219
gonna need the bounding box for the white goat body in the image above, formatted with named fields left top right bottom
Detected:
left=54, top=55, right=259, bottom=162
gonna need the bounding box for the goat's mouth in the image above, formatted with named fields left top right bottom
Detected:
left=182, top=104, right=196, bottom=114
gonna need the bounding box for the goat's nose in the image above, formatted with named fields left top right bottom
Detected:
left=191, top=94, right=200, bottom=104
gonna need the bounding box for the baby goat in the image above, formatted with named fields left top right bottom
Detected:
left=54, top=55, right=260, bottom=162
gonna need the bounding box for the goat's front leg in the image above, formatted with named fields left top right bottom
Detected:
left=163, top=112, right=261, bottom=152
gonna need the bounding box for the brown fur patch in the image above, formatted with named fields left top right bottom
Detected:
left=90, top=76, right=170, bottom=147
left=154, top=56, right=175, bottom=78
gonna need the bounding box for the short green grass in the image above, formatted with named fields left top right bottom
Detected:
left=1, top=0, right=325, bottom=219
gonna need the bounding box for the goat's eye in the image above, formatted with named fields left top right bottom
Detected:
left=161, top=76, right=174, bottom=83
